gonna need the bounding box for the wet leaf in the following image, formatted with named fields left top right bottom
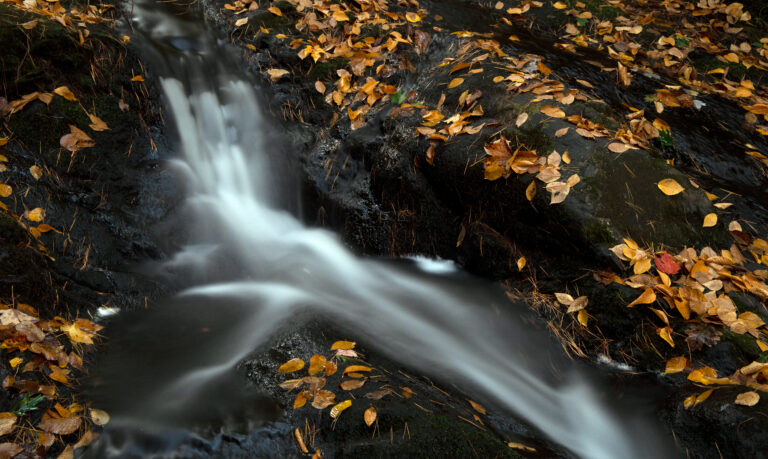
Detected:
left=540, top=105, right=565, bottom=118
left=340, top=379, right=365, bottom=390
left=702, top=213, right=717, bottom=227
left=658, top=327, right=675, bottom=347
left=294, top=427, right=309, bottom=454
left=315, top=81, right=326, bottom=94
left=279, top=379, right=303, bottom=390
left=607, top=142, right=633, bottom=153
left=308, top=354, right=326, bottom=376
left=9, top=358, right=22, bottom=369
left=294, top=390, right=310, bottom=409
left=330, top=400, right=352, bottom=419
left=577, top=309, right=588, bottom=327
left=311, top=390, right=336, bottom=409
left=469, top=400, right=486, bottom=415
left=365, top=389, right=392, bottom=400
left=448, top=78, right=464, bottom=89
left=0, top=184, right=11, bottom=197
left=627, top=288, right=656, bottom=307
left=401, top=387, right=414, bottom=398
left=90, top=409, right=109, bottom=426
left=0, top=413, right=17, bottom=436
left=39, top=416, right=81, bottom=435
left=60, top=125, right=95, bottom=152
left=633, top=258, right=652, bottom=275
left=508, top=442, right=536, bottom=452
left=267, top=6, right=282, bottom=16
left=29, top=165, right=42, bottom=180
left=405, top=12, right=421, bottom=23
left=278, top=358, right=305, bottom=374
left=364, top=406, right=376, bottom=426
left=88, top=114, right=109, bottom=132
left=53, top=86, right=77, bottom=102
left=657, top=178, right=684, bottom=196
left=331, top=340, right=356, bottom=350
left=735, top=391, right=759, bottom=407
left=325, top=360, right=338, bottom=376
left=235, top=17, right=248, bottom=27
left=664, top=356, right=687, bottom=374
left=343, top=365, right=371, bottom=375
left=517, top=257, right=526, bottom=271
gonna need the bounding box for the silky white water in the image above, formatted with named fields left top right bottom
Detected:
left=86, top=1, right=672, bottom=457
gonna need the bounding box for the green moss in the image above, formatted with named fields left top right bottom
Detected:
left=565, top=0, right=620, bottom=20
left=502, top=126, right=554, bottom=154
left=722, top=331, right=761, bottom=360
left=308, top=57, right=349, bottom=79
left=583, top=221, right=614, bottom=244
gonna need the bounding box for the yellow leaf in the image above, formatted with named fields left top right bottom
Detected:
left=29, top=165, right=42, bottom=180
left=308, top=354, right=326, bottom=376
left=278, top=358, right=305, bottom=374
left=364, top=406, right=376, bottom=426
left=627, top=288, right=656, bottom=307
left=89, top=409, right=109, bottom=426
left=331, top=340, right=356, bottom=350
left=130, top=75, right=144, bottom=82
left=735, top=391, right=760, bottom=406
left=267, top=6, right=282, bottom=16
left=9, top=357, right=22, bottom=368
left=0, top=137, right=8, bottom=146
left=658, top=326, right=675, bottom=347
left=525, top=181, right=536, bottom=201
left=330, top=400, right=352, bottom=419
left=553, top=1, right=567, bottom=9
left=723, top=52, right=739, bottom=63
left=577, top=309, right=588, bottom=327
left=294, top=390, right=310, bottom=409
left=53, top=86, right=77, bottom=102
left=88, top=114, right=109, bottom=132
left=294, top=427, right=309, bottom=453
left=0, top=184, right=11, bottom=197
left=405, top=12, right=421, bottom=23
left=664, top=356, right=687, bottom=374
left=343, top=365, right=372, bottom=375
left=657, top=178, right=684, bottom=196
left=469, top=400, right=486, bottom=415
left=684, top=389, right=713, bottom=408
left=448, top=78, right=464, bottom=89
left=27, top=207, right=45, bottom=222
left=516, top=257, right=526, bottom=271
left=235, top=17, right=248, bottom=27
left=702, top=213, right=717, bottom=228
left=484, top=163, right=505, bottom=181
left=566, top=296, right=588, bottom=313
left=267, top=69, right=289, bottom=81
left=540, top=105, right=565, bottom=118
left=537, top=61, right=552, bottom=76
left=633, top=258, right=652, bottom=274
left=333, top=11, right=348, bottom=22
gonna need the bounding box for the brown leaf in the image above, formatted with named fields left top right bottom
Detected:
left=735, top=391, right=759, bottom=406
left=469, top=400, right=486, bottom=415
left=540, top=105, right=565, bottom=118
left=39, top=416, right=82, bottom=435
left=340, top=379, right=366, bottom=390
left=294, top=427, right=308, bottom=453
left=53, top=86, right=77, bottom=102
left=88, top=114, right=109, bottom=132
left=0, top=413, right=17, bottom=436
left=60, top=125, right=95, bottom=152
left=343, top=365, right=372, bottom=375
left=311, top=390, right=336, bottom=409
left=0, top=443, right=22, bottom=458
left=90, top=409, right=109, bottom=426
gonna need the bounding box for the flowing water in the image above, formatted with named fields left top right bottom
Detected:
left=83, top=1, right=673, bottom=457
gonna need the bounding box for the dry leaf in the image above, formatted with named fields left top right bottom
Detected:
left=515, top=112, right=528, bottom=127
left=0, top=413, right=17, bottom=436
left=315, top=81, right=326, bottom=94
left=330, top=400, right=352, bottom=419
left=340, top=379, right=366, bottom=390
left=331, top=341, right=356, bottom=350
left=53, top=86, right=77, bottom=102
left=267, top=69, right=290, bottom=81
left=702, top=213, right=717, bottom=228
left=89, top=409, right=109, bottom=426
left=664, top=356, right=687, bottom=374
left=364, top=406, right=376, bottom=426
left=448, top=78, right=464, bottom=89
left=469, top=400, right=486, bottom=415
left=734, top=391, right=759, bottom=407
left=267, top=6, right=282, bottom=16
left=540, top=105, right=565, bottom=118
left=39, top=416, right=81, bottom=435
left=627, top=288, right=656, bottom=307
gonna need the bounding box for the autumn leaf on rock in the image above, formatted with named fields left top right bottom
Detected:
left=88, top=114, right=109, bottom=131
left=469, top=400, right=486, bottom=415
left=39, top=416, right=81, bottom=435
left=515, top=112, right=528, bottom=127
left=405, top=12, right=421, bottom=22
left=330, top=400, right=352, bottom=419
left=0, top=413, right=16, bottom=436
left=308, top=354, right=326, bottom=375
left=364, top=407, right=376, bottom=426
left=658, top=327, right=675, bottom=347
left=540, top=105, right=565, bottom=118
left=331, top=340, right=355, bottom=350
left=267, top=6, right=282, bottom=16
left=235, top=17, right=248, bottom=27
left=734, top=391, right=759, bottom=406
left=627, top=288, right=656, bottom=307
left=664, top=356, right=687, bottom=374
left=702, top=213, right=717, bottom=228
left=53, top=86, right=77, bottom=102
left=278, top=358, right=305, bottom=374
left=60, top=125, right=95, bottom=152
left=657, top=178, right=684, bottom=196
left=90, top=409, right=109, bottom=426
left=267, top=69, right=290, bottom=82
left=654, top=252, right=680, bottom=275
left=448, top=78, right=464, bottom=89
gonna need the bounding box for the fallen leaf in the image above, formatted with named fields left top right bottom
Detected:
left=654, top=252, right=680, bottom=275
left=235, top=17, right=248, bottom=27
left=39, top=416, right=81, bottom=435
left=294, top=390, right=310, bottom=409
left=130, top=75, right=144, bottom=82
left=364, top=406, right=376, bottom=426
left=508, top=442, right=536, bottom=452
left=60, top=125, right=95, bottom=152
left=0, top=184, right=11, bottom=197
left=405, top=12, right=421, bottom=22
left=331, top=341, right=356, bottom=350
left=315, top=81, right=326, bottom=94
left=267, top=69, right=290, bottom=81
left=340, top=379, right=365, bottom=390
left=525, top=181, right=536, bottom=201
left=29, top=165, right=42, bottom=179
left=469, top=400, right=486, bottom=415
left=53, top=86, right=77, bottom=102
left=608, top=142, right=633, bottom=153
left=577, top=309, right=588, bottom=326
left=515, top=112, right=528, bottom=127
left=627, top=288, right=656, bottom=307
left=308, top=354, right=326, bottom=376
left=540, top=105, right=565, bottom=118
left=330, top=400, right=352, bottom=419
left=0, top=443, right=22, bottom=458
left=88, top=114, right=109, bottom=132
left=517, top=257, right=526, bottom=271
left=267, top=6, right=282, bottom=16
left=89, top=409, right=109, bottom=426
left=664, top=356, right=687, bottom=374
left=448, top=78, right=464, bottom=89
left=702, top=213, right=717, bottom=227
left=657, top=178, right=684, bottom=196
left=566, top=296, right=588, bottom=313
left=294, top=427, right=309, bottom=454
left=735, top=391, right=759, bottom=406
left=0, top=413, right=17, bottom=436
left=343, top=365, right=372, bottom=375
left=658, top=327, right=675, bottom=347
left=278, top=358, right=305, bottom=374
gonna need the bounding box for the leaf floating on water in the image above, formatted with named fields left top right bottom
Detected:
left=330, top=400, right=352, bottom=419
left=735, top=391, right=760, bottom=407
left=627, top=288, right=656, bottom=307
left=702, top=213, right=717, bottom=228
left=468, top=400, right=486, bottom=415
left=308, top=354, right=326, bottom=376
left=664, top=356, right=687, bottom=374
left=278, top=358, right=305, bottom=374
left=364, top=406, right=376, bottom=426
left=330, top=340, right=355, bottom=350
left=657, top=178, right=684, bottom=196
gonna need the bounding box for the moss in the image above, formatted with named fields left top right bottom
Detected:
left=308, top=57, right=349, bottom=80
left=565, top=0, right=620, bottom=20
left=722, top=331, right=761, bottom=360
left=502, top=126, right=554, bottom=154
left=583, top=221, right=614, bottom=244
left=251, top=8, right=295, bottom=31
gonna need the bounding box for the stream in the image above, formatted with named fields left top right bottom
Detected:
left=80, top=1, right=675, bottom=457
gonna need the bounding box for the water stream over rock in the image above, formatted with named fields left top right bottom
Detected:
left=82, top=1, right=673, bottom=457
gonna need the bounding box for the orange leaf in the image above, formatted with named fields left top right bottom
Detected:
left=627, top=288, right=656, bottom=307
left=278, top=358, right=305, bottom=374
